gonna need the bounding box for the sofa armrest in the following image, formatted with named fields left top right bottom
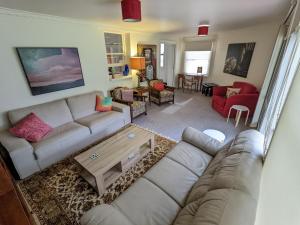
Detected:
left=0, top=131, right=40, bottom=179
left=182, top=127, right=230, bottom=156
left=112, top=101, right=131, bottom=125
left=81, top=204, right=133, bottom=225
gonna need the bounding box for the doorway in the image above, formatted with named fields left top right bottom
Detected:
left=159, top=42, right=176, bottom=86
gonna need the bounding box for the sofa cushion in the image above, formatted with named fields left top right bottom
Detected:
left=196, top=189, right=257, bottom=225
left=172, top=200, right=200, bottom=225
left=32, top=122, right=90, bottom=169
left=132, top=101, right=146, bottom=118
left=186, top=154, right=262, bottom=205
left=184, top=173, right=214, bottom=205
left=81, top=204, right=133, bottom=225
left=160, top=90, right=173, bottom=97
left=144, top=157, right=198, bottom=207
left=208, top=151, right=262, bottom=200
left=76, top=111, right=124, bottom=134
left=8, top=99, right=73, bottom=128
left=166, top=141, right=212, bottom=176
left=201, top=148, right=228, bottom=175
left=174, top=189, right=257, bottom=225
left=67, top=91, right=104, bottom=120
left=112, top=177, right=180, bottom=225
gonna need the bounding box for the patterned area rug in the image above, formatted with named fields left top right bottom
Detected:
left=18, top=129, right=176, bottom=225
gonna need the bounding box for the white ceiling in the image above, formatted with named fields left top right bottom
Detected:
left=0, top=0, right=290, bottom=33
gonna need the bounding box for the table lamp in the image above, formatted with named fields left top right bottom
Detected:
left=130, top=57, right=146, bottom=86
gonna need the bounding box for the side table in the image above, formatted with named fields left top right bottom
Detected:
left=133, top=87, right=150, bottom=105
left=202, top=83, right=218, bottom=96
left=203, top=129, right=226, bottom=143
left=227, top=105, right=250, bottom=127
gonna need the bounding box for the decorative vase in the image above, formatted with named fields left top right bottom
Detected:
left=123, top=64, right=129, bottom=76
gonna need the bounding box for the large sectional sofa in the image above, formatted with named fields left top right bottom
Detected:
left=0, top=91, right=131, bottom=179
left=81, top=127, right=264, bottom=225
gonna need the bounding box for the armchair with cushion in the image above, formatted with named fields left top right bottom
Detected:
left=148, top=79, right=175, bottom=105
left=212, top=81, right=259, bottom=118
left=110, top=87, right=147, bottom=122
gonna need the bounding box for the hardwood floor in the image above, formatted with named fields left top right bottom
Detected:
left=0, top=157, right=36, bottom=225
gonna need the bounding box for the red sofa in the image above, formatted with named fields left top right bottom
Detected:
left=212, top=81, right=259, bottom=118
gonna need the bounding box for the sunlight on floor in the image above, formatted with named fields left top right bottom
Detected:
left=161, top=98, right=193, bottom=114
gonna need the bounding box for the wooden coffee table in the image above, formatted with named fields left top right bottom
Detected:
left=74, top=126, right=155, bottom=195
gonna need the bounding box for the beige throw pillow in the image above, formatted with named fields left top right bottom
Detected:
left=226, top=88, right=241, bottom=98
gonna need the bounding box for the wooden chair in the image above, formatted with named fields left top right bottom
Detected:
left=110, top=87, right=147, bottom=122
left=182, top=75, right=197, bottom=92
left=177, top=74, right=185, bottom=89
left=148, top=79, right=175, bottom=106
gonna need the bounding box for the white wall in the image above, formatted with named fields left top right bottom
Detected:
left=172, top=22, right=280, bottom=89
left=254, top=65, right=300, bottom=225
left=107, top=30, right=163, bottom=89
left=209, top=22, right=280, bottom=89
left=128, top=32, right=163, bottom=86
left=0, top=9, right=162, bottom=129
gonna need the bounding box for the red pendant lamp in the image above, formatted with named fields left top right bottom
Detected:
left=198, top=25, right=209, bottom=36
left=121, top=0, right=142, bottom=22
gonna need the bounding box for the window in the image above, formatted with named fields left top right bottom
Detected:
left=184, top=51, right=212, bottom=75
left=160, top=43, right=165, bottom=67
left=260, top=31, right=300, bottom=153
left=104, top=32, right=126, bottom=79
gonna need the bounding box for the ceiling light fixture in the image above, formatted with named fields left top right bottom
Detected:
left=121, top=0, right=141, bottom=22
left=198, top=24, right=210, bottom=36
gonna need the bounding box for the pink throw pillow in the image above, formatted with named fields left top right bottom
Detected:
left=121, top=89, right=134, bottom=102
left=9, top=113, right=53, bottom=142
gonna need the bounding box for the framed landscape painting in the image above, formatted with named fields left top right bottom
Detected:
left=223, top=42, right=256, bottom=78
left=16, top=47, right=85, bottom=95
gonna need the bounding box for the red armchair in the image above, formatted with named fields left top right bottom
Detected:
left=212, top=82, right=259, bottom=118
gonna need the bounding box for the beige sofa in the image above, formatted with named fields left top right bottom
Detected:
left=81, top=127, right=264, bottom=225
left=0, top=91, right=130, bottom=179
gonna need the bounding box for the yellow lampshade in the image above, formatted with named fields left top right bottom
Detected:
left=130, top=57, right=145, bottom=70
